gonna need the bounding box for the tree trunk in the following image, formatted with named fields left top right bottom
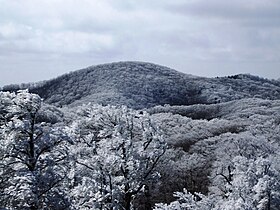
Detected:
left=28, top=113, right=36, bottom=172
left=124, top=192, right=132, bottom=210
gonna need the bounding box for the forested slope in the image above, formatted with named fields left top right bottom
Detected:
left=2, top=62, right=280, bottom=109
left=1, top=62, right=280, bottom=209
left=151, top=98, right=280, bottom=209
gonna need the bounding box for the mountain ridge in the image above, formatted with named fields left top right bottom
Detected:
left=2, top=61, right=280, bottom=109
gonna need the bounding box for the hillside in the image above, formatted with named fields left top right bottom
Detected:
left=2, top=61, right=280, bottom=109
left=1, top=62, right=280, bottom=209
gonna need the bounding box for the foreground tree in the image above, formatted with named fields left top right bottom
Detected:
left=68, top=105, right=166, bottom=209
left=0, top=90, right=70, bottom=209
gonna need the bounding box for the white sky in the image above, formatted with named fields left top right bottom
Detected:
left=0, top=0, right=280, bottom=86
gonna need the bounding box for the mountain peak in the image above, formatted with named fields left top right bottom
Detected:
left=27, top=61, right=200, bottom=108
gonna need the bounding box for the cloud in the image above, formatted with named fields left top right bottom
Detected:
left=167, top=0, right=280, bottom=21
left=0, top=0, right=279, bottom=86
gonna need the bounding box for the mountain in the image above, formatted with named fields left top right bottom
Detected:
left=1, top=62, right=280, bottom=209
left=2, top=61, right=280, bottom=109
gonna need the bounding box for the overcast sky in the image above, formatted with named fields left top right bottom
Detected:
left=0, top=0, right=280, bottom=86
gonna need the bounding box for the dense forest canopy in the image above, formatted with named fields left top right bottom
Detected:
left=1, top=62, right=279, bottom=209
left=2, top=62, right=280, bottom=109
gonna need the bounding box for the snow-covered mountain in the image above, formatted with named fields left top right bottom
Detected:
left=2, top=61, right=280, bottom=109
left=1, top=62, right=280, bottom=209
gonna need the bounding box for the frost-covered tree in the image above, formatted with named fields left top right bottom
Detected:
left=155, top=155, right=280, bottom=210
left=154, top=188, right=216, bottom=210
left=0, top=90, right=70, bottom=209
left=68, top=105, right=166, bottom=209
left=214, top=155, right=280, bottom=210
left=154, top=129, right=280, bottom=210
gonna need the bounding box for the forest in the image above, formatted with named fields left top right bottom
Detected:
left=1, top=62, right=280, bottom=209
